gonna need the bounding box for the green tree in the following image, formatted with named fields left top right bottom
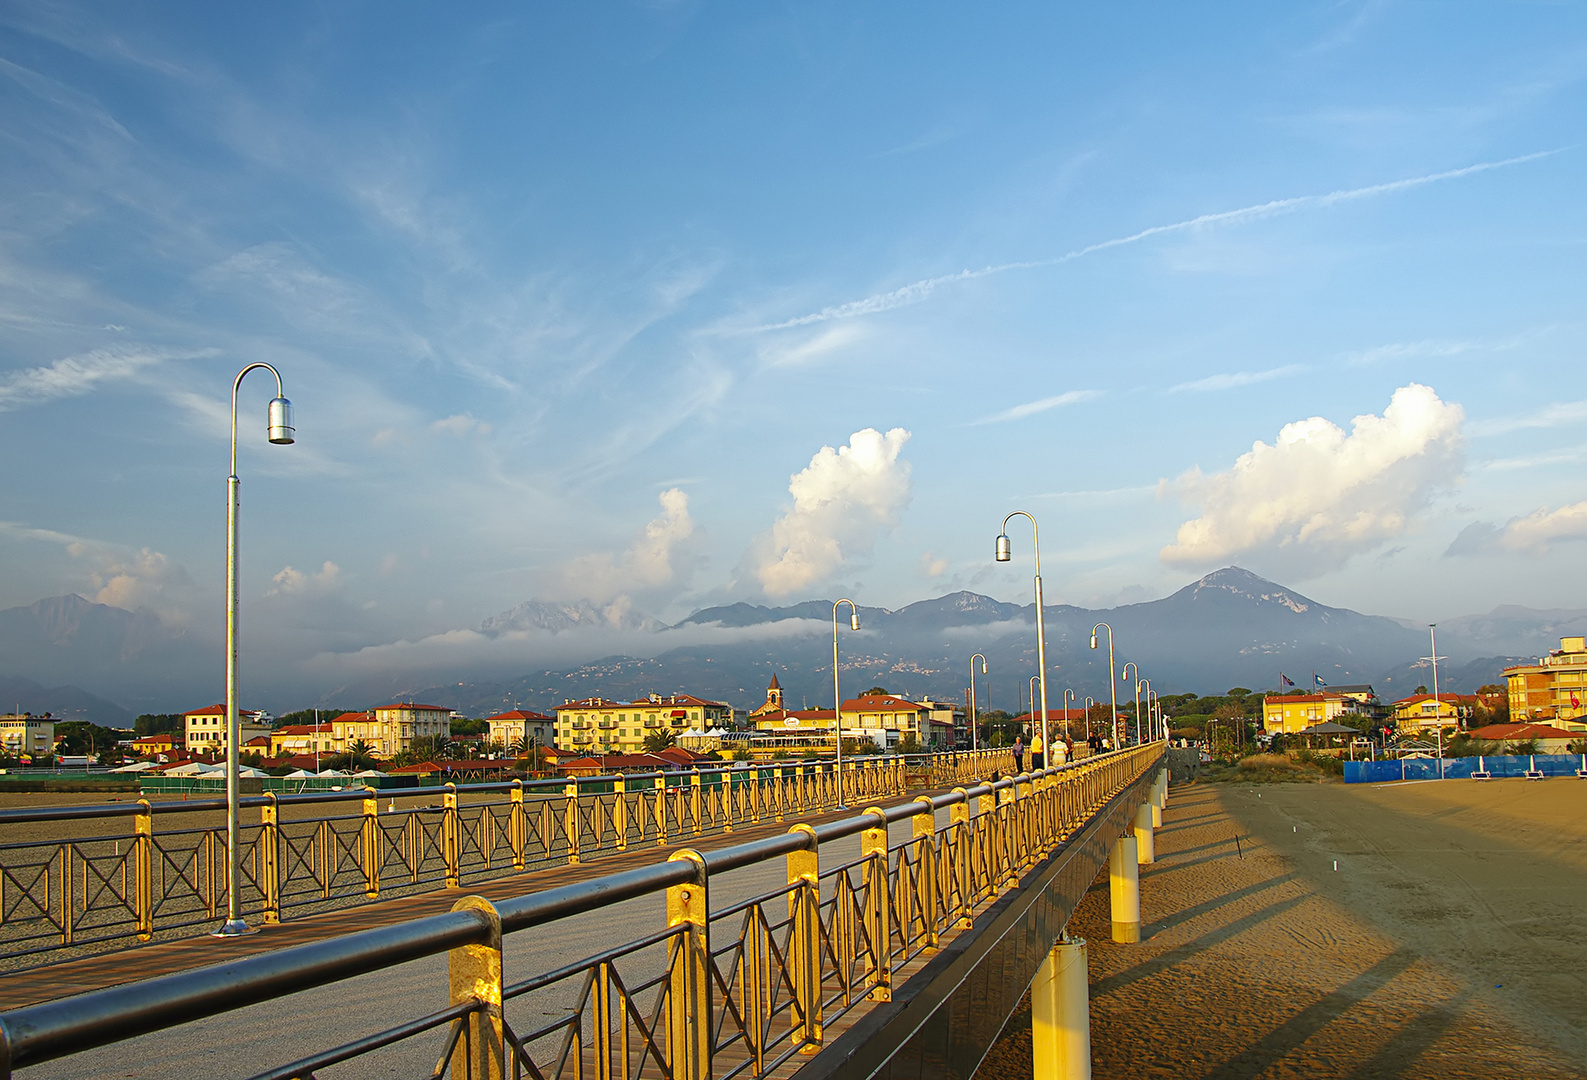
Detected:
left=407, top=735, right=452, bottom=761
left=450, top=717, right=489, bottom=737
left=896, top=733, right=922, bottom=755
left=862, top=686, right=889, bottom=697
left=642, top=729, right=678, bottom=752
left=54, top=721, right=125, bottom=757
left=133, top=713, right=183, bottom=737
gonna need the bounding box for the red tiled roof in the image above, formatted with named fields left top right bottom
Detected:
left=183, top=704, right=263, bottom=718
left=390, top=760, right=445, bottom=774
left=486, top=710, right=551, bottom=721
left=375, top=703, right=450, bottom=713
left=1393, top=693, right=1478, bottom=706
left=273, top=724, right=334, bottom=735
left=1467, top=723, right=1578, bottom=741
left=842, top=696, right=926, bottom=712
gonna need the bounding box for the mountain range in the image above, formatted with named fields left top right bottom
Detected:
left=2, top=568, right=1581, bottom=722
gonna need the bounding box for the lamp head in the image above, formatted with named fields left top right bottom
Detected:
left=1088, top=633, right=1097, bottom=650
left=849, top=612, right=861, bottom=632
left=267, top=396, right=295, bottom=444
left=995, top=534, right=1011, bottom=562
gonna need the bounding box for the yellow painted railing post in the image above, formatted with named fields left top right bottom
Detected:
left=655, top=776, right=669, bottom=847
left=722, top=770, right=734, bottom=833
left=950, top=788, right=972, bottom=927
left=509, top=781, right=526, bottom=870
left=361, top=789, right=380, bottom=900
left=449, top=895, right=505, bottom=1080
left=257, top=792, right=281, bottom=923
left=690, top=770, right=703, bottom=835
left=665, top=850, right=711, bottom=1080
left=565, top=781, right=581, bottom=864
left=133, top=798, right=153, bottom=940
left=614, top=776, right=628, bottom=851
left=862, top=807, right=892, bottom=1001
left=443, top=783, right=461, bottom=889
left=773, top=766, right=785, bottom=822
left=786, top=823, right=823, bottom=1052
left=912, top=795, right=939, bottom=949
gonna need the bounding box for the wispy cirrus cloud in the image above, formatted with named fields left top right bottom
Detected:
left=1469, top=398, right=1587, bottom=437
left=755, top=152, right=1556, bottom=332
left=971, top=390, right=1101, bottom=425
left=0, top=346, right=211, bottom=412
left=1168, top=365, right=1307, bottom=394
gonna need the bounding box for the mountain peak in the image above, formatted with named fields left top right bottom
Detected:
left=1177, top=567, right=1316, bottom=614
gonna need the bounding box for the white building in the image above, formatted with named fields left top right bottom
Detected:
left=0, top=713, right=55, bottom=758
left=183, top=704, right=270, bottom=754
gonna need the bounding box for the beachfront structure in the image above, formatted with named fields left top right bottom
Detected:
left=1504, top=637, right=1587, bottom=732
left=182, top=704, right=269, bottom=754
left=1261, top=693, right=1372, bottom=735
left=0, top=712, right=55, bottom=757
left=1465, top=722, right=1579, bottom=754
left=1390, top=693, right=1478, bottom=734
left=323, top=704, right=450, bottom=758
left=269, top=723, right=337, bottom=757
left=486, top=709, right=554, bottom=752
left=554, top=694, right=733, bottom=754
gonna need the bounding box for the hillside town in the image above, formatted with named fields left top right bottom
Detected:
left=5, top=635, right=1585, bottom=790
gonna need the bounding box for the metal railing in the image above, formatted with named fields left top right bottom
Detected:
left=0, top=743, right=1162, bottom=1080
left=0, top=749, right=1011, bottom=965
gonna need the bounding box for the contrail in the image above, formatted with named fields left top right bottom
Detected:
left=755, top=151, right=1556, bottom=332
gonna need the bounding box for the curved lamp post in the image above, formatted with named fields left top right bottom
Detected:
left=1063, top=688, right=1077, bottom=742
left=1090, top=622, right=1119, bottom=750
left=832, top=598, right=860, bottom=809
left=1029, top=675, right=1040, bottom=759
left=1121, top=662, right=1141, bottom=745
left=1138, top=678, right=1154, bottom=741
left=1084, top=696, right=1097, bottom=744
left=969, top=653, right=988, bottom=762
left=219, top=362, right=294, bottom=937
left=997, top=512, right=1049, bottom=780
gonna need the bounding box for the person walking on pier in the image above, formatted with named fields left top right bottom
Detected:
left=1013, top=734, right=1025, bottom=773
left=1030, top=730, right=1045, bottom=770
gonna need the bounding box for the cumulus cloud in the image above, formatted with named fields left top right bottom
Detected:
left=1447, top=502, right=1587, bottom=556
left=1160, top=384, right=1464, bottom=576
left=63, top=542, right=196, bottom=615
left=269, top=560, right=344, bottom=596
left=753, top=428, right=913, bottom=597
left=554, top=487, right=700, bottom=606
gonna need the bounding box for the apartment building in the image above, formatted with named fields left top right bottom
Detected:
left=1505, top=636, right=1587, bottom=732
left=554, top=694, right=733, bottom=754
left=182, top=704, right=270, bottom=754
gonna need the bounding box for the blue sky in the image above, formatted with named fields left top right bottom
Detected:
left=2, top=2, right=1586, bottom=689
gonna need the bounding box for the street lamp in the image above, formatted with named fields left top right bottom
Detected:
left=1121, top=663, right=1141, bottom=745
left=832, top=598, right=860, bottom=809
left=997, top=513, right=1049, bottom=777
left=1425, top=624, right=1446, bottom=778
left=1090, top=623, right=1119, bottom=749
left=1063, top=688, right=1077, bottom=743
left=1138, top=678, right=1154, bottom=741
left=1085, top=697, right=1096, bottom=744
left=1028, top=675, right=1040, bottom=764
left=219, top=362, right=294, bottom=937
left=969, top=653, right=988, bottom=762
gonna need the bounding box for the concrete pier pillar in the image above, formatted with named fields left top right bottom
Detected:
left=1108, top=836, right=1140, bottom=943
left=1032, top=936, right=1090, bottom=1080
left=1133, top=803, right=1155, bottom=865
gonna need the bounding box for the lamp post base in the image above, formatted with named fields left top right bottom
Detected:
left=213, top=918, right=258, bottom=938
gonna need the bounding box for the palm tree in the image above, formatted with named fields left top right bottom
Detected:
left=347, top=739, right=376, bottom=770
left=642, top=729, right=677, bottom=752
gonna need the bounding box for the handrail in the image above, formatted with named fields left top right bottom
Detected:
left=0, top=744, right=1165, bottom=1079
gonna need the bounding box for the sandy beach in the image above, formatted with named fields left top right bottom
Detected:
left=975, top=777, right=1586, bottom=1078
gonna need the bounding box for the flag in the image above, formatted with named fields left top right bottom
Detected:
left=1280, top=673, right=1296, bottom=688
left=1314, top=673, right=1327, bottom=689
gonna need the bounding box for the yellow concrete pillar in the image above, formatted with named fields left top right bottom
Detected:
left=1133, top=803, right=1155, bottom=865
left=1109, top=835, right=1140, bottom=943
left=1031, top=936, right=1090, bottom=1080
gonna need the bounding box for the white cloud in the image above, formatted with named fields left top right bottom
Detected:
left=972, top=390, right=1101, bottom=425
left=0, top=347, right=194, bottom=412
left=431, top=413, right=491, bottom=437
left=554, top=488, right=699, bottom=606
left=66, top=543, right=195, bottom=615
left=269, top=561, right=344, bottom=596
left=1160, top=384, right=1465, bottom=576
left=1168, top=365, right=1306, bottom=394
left=921, top=552, right=949, bottom=578
left=753, top=428, right=913, bottom=597
left=1470, top=398, right=1587, bottom=437
left=1447, top=502, right=1587, bottom=556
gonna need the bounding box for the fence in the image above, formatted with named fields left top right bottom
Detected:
left=1344, top=753, right=1587, bottom=783
left=0, top=749, right=1009, bottom=965
left=0, top=743, right=1165, bottom=1080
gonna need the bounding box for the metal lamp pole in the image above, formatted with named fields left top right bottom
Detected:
left=219, top=362, right=294, bottom=937
left=1426, top=624, right=1446, bottom=779
left=1139, top=679, right=1154, bottom=741
left=997, top=513, right=1049, bottom=775
left=1122, top=663, right=1141, bottom=745
left=1090, top=623, right=1119, bottom=749
left=1028, top=675, right=1040, bottom=761
left=969, top=653, right=988, bottom=763
left=1063, top=688, right=1077, bottom=743
left=1085, top=697, right=1096, bottom=744
left=832, top=598, right=860, bottom=809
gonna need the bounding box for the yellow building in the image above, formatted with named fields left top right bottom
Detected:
left=554, top=694, right=732, bottom=754
left=1261, top=694, right=1369, bottom=735
left=323, top=704, right=451, bottom=758
left=182, top=704, right=270, bottom=754
left=269, top=723, right=338, bottom=757
left=1505, top=636, right=1587, bottom=732
left=1390, top=694, right=1476, bottom=734
left=0, top=713, right=55, bottom=757
left=840, top=693, right=932, bottom=748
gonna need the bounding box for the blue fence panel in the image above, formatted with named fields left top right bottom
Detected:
left=1344, top=753, right=1587, bottom=783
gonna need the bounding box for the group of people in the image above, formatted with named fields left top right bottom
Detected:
left=1010, top=729, right=1074, bottom=773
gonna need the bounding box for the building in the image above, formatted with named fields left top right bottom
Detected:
left=554, top=694, right=734, bottom=754
left=1465, top=722, right=1580, bottom=754
left=915, top=699, right=962, bottom=748
left=1391, top=694, right=1478, bottom=734
left=1261, top=694, right=1373, bottom=735
left=182, top=704, right=269, bottom=755
left=269, top=723, right=337, bottom=758
left=839, top=693, right=932, bottom=749
left=361, top=703, right=452, bottom=757
left=124, top=733, right=178, bottom=758
left=1504, top=637, right=1587, bottom=732
left=1327, top=684, right=1388, bottom=722
left=0, top=712, right=55, bottom=758
left=485, top=710, right=554, bottom=753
